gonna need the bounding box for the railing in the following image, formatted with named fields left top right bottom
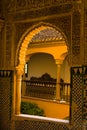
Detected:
left=60, top=82, right=70, bottom=102
left=22, top=80, right=70, bottom=102
left=25, top=80, right=56, bottom=100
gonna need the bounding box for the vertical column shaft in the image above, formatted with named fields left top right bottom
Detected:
left=55, top=59, right=63, bottom=101
left=15, top=69, right=22, bottom=114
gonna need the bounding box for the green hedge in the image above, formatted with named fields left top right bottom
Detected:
left=21, top=102, right=45, bottom=116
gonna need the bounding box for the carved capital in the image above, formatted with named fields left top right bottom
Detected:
left=16, top=65, right=24, bottom=76
left=55, top=59, right=63, bottom=65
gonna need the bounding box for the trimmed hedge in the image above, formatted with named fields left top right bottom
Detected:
left=21, top=102, right=45, bottom=116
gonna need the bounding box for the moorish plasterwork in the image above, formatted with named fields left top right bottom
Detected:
left=6, top=0, right=81, bottom=12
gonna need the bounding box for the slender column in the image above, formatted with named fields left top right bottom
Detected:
left=55, top=59, right=63, bottom=101
left=21, top=77, right=26, bottom=96
left=15, top=68, right=23, bottom=114
left=21, top=69, right=26, bottom=96
left=22, top=57, right=30, bottom=96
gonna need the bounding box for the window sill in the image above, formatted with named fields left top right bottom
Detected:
left=12, top=114, right=69, bottom=124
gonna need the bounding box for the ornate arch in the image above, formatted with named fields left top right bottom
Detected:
left=15, top=22, right=68, bottom=71
left=14, top=22, right=69, bottom=114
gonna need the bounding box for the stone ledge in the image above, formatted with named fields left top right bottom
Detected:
left=13, top=114, right=69, bottom=124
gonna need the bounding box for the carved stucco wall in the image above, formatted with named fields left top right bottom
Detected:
left=2, top=1, right=83, bottom=69
left=0, top=70, right=13, bottom=130
left=5, top=0, right=76, bottom=12
left=0, top=1, right=86, bottom=130
left=0, top=20, right=4, bottom=68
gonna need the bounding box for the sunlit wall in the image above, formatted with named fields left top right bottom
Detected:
left=27, top=53, right=70, bottom=83
left=28, top=53, right=57, bottom=79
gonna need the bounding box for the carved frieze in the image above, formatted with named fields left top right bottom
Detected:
left=6, top=0, right=81, bottom=13
left=7, top=0, right=73, bottom=11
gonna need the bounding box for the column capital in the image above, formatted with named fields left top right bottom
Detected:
left=16, top=65, right=24, bottom=76
left=55, top=59, right=63, bottom=65
left=25, top=55, right=30, bottom=62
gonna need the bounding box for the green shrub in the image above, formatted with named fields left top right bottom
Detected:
left=21, top=102, right=45, bottom=116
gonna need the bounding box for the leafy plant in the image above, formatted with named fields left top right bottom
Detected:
left=21, top=102, right=45, bottom=116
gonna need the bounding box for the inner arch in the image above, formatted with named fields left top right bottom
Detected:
left=16, top=24, right=67, bottom=72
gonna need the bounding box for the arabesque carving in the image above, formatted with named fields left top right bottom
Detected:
left=7, top=0, right=81, bottom=12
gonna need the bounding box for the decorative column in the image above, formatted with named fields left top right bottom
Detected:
left=55, top=59, right=63, bottom=101
left=15, top=67, right=23, bottom=114
left=21, top=67, right=26, bottom=96
left=21, top=56, right=30, bottom=96
left=21, top=74, right=26, bottom=96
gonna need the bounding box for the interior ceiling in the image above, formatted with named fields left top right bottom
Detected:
left=30, top=28, right=64, bottom=44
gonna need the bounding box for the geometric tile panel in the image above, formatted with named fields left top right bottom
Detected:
left=82, top=66, right=87, bottom=120
left=15, top=120, right=69, bottom=130
left=0, top=70, right=13, bottom=130
left=70, top=67, right=85, bottom=129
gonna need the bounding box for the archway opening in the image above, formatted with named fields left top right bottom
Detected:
left=15, top=23, right=70, bottom=121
